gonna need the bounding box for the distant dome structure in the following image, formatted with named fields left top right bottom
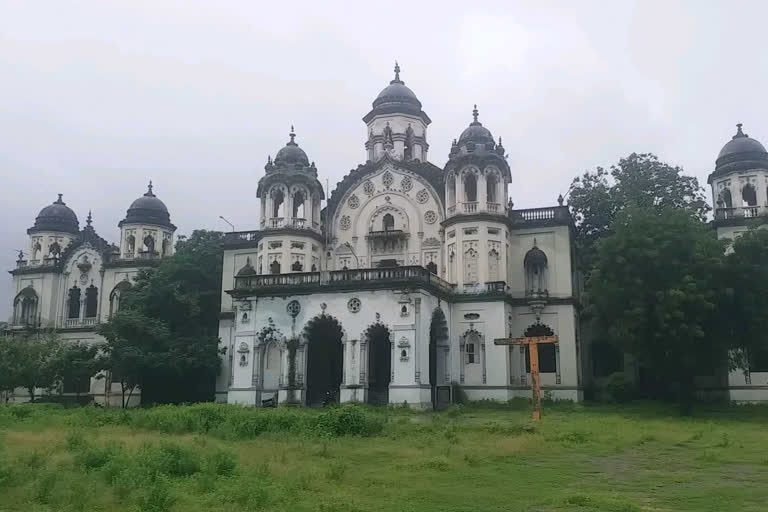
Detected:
left=120, top=181, right=174, bottom=228
left=274, top=127, right=310, bottom=167
left=714, top=123, right=768, bottom=176
left=28, top=194, right=79, bottom=234
left=457, top=105, right=495, bottom=147
left=363, top=63, right=430, bottom=124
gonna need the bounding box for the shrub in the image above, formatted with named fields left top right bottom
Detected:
left=74, top=442, right=122, bottom=470
left=136, top=442, right=201, bottom=478
left=604, top=372, right=634, bottom=403
left=205, top=449, right=237, bottom=476
left=314, top=405, right=384, bottom=437
left=136, top=476, right=176, bottom=512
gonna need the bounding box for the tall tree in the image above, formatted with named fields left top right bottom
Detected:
left=0, top=336, right=23, bottom=402
left=54, top=341, right=102, bottom=400
left=14, top=334, right=61, bottom=402
left=569, top=153, right=710, bottom=270
left=98, top=230, right=224, bottom=405
left=587, top=207, right=727, bottom=412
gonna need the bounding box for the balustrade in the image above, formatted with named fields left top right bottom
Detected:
left=463, top=201, right=478, bottom=213
left=487, top=202, right=501, bottom=213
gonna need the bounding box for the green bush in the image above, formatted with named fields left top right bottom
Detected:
left=605, top=372, right=634, bottom=403
left=314, top=405, right=384, bottom=437
left=205, top=449, right=237, bottom=476
left=136, top=476, right=176, bottom=512
left=74, top=442, right=122, bottom=470
left=136, top=442, right=201, bottom=478
left=451, top=381, right=469, bottom=405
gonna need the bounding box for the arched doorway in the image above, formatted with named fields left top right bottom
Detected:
left=366, top=324, right=391, bottom=405
left=304, top=315, right=344, bottom=406
left=429, top=308, right=449, bottom=409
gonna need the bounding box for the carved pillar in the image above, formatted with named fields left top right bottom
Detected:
left=359, top=339, right=367, bottom=385
left=477, top=171, right=487, bottom=211
left=252, top=343, right=261, bottom=388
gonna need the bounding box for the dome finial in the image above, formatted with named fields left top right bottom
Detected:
left=289, top=125, right=296, bottom=145
left=390, top=61, right=403, bottom=84
left=734, top=123, right=747, bottom=139
left=86, top=210, right=93, bottom=227
left=472, top=104, right=479, bottom=124
left=145, top=180, right=154, bottom=197
left=56, top=193, right=64, bottom=204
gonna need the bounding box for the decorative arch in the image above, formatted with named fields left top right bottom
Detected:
left=524, top=244, right=549, bottom=295
left=362, top=321, right=393, bottom=405
left=429, top=307, right=450, bottom=403
left=742, top=182, right=757, bottom=207
left=67, top=285, right=81, bottom=319
left=109, top=280, right=132, bottom=318
left=303, top=313, right=346, bottom=405
left=459, top=327, right=485, bottom=384
left=524, top=322, right=557, bottom=374
left=462, top=169, right=478, bottom=202
left=718, top=188, right=733, bottom=209
left=13, top=286, right=38, bottom=326
left=367, top=204, right=409, bottom=233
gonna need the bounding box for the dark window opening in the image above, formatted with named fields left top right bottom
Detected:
left=270, top=260, right=281, bottom=274
left=68, top=286, right=81, bottom=319
left=85, top=285, right=98, bottom=318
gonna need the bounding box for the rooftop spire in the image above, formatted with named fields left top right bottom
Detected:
left=472, top=104, right=479, bottom=124
left=391, top=61, right=403, bottom=84
left=86, top=210, right=93, bottom=227
left=733, top=123, right=747, bottom=139
left=288, top=125, right=296, bottom=145
left=145, top=180, right=154, bottom=197
left=55, top=193, right=64, bottom=204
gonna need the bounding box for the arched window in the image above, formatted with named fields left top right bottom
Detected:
left=524, top=245, right=548, bottom=295
left=109, top=281, right=132, bottom=318
left=426, top=261, right=438, bottom=274
left=719, top=188, right=733, bottom=209
left=125, top=235, right=135, bottom=256
left=404, top=125, right=414, bottom=161
left=262, top=342, right=281, bottom=390
left=293, top=190, right=305, bottom=219
left=742, top=183, right=757, bottom=207
left=486, top=172, right=498, bottom=203
left=48, top=241, right=61, bottom=257
left=488, top=249, right=500, bottom=281
left=292, top=260, right=303, bottom=272
left=67, top=286, right=81, bottom=319
left=13, top=287, right=38, bottom=326
left=270, top=259, right=281, bottom=275
left=272, top=188, right=285, bottom=218
left=464, top=248, right=478, bottom=284
left=524, top=323, right=556, bottom=373
left=143, top=235, right=155, bottom=254
left=447, top=174, right=456, bottom=208
left=162, top=239, right=171, bottom=256
left=382, top=213, right=395, bottom=231
left=32, top=242, right=41, bottom=261
left=464, top=172, right=477, bottom=202
left=85, top=285, right=98, bottom=318
left=464, top=332, right=480, bottom=364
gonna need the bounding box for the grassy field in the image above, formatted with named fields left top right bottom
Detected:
left=1, top=401, right=767, bottom=512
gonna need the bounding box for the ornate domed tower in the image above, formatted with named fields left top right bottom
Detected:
left=443, top=106, right=511, bottom=287
left=709, top=123, right=768, bottom=237
left=363, top=63, right=431, bottom=162
left=118, top=181, right=176, bottom=260
left=26, top=194, right=80, bottom=264
left=255, top=127, right=325, bottom=274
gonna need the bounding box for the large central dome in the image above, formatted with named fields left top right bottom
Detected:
left=363, top=63, right=430, bottom=124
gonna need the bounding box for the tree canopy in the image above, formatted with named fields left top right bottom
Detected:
left=98, top=229, right=224, bottom=405
left=587, top=207, right=727, bottom=410
left=569, top=153, right=710, bottom=270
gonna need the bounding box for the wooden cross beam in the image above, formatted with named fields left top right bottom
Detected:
left=494, top=335, right=558, bottom=420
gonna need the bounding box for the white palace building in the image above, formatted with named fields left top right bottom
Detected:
left=7, top=66, right=768, bottom=406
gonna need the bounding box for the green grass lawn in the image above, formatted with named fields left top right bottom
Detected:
left=1, top=401, right=767, bottom=512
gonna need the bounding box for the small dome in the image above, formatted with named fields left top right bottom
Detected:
left=458, top=105, right=495, bottom=146
left=363, top=63, right=430, bottom=124
left=236, top=257, right=257, bottom=277
left=273, top=127, right=310, bottom=167
left=714, top=124, right=768, bottom=174
left=121, top=181, right=173, bottom=228
left=29, top=194, right=79, bottom=234
left=524, top=246, right=548, bottom=268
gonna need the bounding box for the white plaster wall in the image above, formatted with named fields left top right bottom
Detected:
left=445, top=219, right=509, bottom=286
left=507, top=226, right=573, bottom=297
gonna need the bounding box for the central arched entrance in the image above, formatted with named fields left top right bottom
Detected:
left=429, top=308, right=450, bottom=409
left=366, top=324, right=391, bottom=405
left=304, top=315, right=344, bottom=406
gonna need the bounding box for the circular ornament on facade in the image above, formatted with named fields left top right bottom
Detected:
left=382, top=171, right=394, bottom=188
left=416, top=189, right=429, bottom=204
left=401, top=176, right=413, bottom=192
left=347, top=298, right=361, bottom=313
left=424, top=210, right=437, bottom=224
left=286, top=300, right=301, bottom=318
left=348, top=194, right=360, bottom=209
left=339, top=215, right=351, bottom=230
left=363, top=180, right=375, bottom=196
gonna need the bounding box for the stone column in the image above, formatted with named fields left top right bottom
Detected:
left=414, top=298, right=422, bottom=383
left=520, top=346, right=527, bottom=386
left=477, top=172, right=488, bottom=211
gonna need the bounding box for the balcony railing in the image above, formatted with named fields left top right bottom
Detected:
left=262, top=217, right=319, bottom=231
left=366, top=229, right=408, bottom=239
left=510, top=205, right=571, bottom=225
left=487, top=202, right=501, bottom=213
left=15, top=257, right=58, bottom=269
left=463, top=201, right=478, bottom=213
left=715, top=206, right=768, bottom=221
left=63, top=318, right=99, bottom=328
left=120, top=251, right=159, bottom=261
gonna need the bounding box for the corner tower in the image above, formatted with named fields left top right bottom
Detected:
left=118, top=182, right=176, bottom=260
left=363, top=63, right=431, bottom=162
left=442, top=106, right=511, bottom=287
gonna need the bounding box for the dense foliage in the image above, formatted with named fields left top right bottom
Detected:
left=98, top=230, right=225, bottom=405
left=569, top=153, right=710, bottom=270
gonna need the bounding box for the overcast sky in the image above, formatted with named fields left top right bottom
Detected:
left=2, top=0, right=768, bottom=314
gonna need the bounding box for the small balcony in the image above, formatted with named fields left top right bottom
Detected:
left=262, top=217, right=320, bottom=231
left=63, top=318, right=99, bottom=329
left=715, top=206, right=768, bottom=222
left=15, top=257, right=58, bottom=269
left=446, top=201, right=506, bottom=218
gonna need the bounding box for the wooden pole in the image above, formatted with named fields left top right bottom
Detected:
left=529, top=343, right=541, bottom=421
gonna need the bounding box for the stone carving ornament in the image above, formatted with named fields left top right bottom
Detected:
left=363, top=180, right=375, bottom=196
left=348, top=194, right=360, bottom=209
left=400, top=175, right=413, bottom=192
left=424, top=210, right=437, bottom=224
left=286, top=300, right=301, bottom=318
left=347, top=298, right=361, bottom=313
left=382, top=171, right=394, bottom=188
left=416, top=189, right=429, bottom=204
left=340, top=215, right=351, bottom=230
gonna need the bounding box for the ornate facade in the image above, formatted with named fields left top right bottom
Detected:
left=217, top=66, right=583, bottom=407
left=6, top=182, right=176, bottom=404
